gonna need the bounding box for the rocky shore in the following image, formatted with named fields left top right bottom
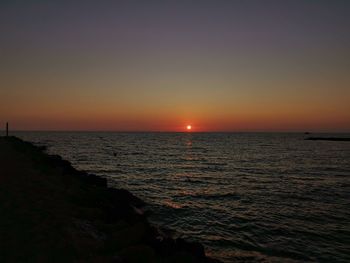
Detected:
left=0, top=136, right=220, bottom=263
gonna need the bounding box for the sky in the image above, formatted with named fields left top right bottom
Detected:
left=1, top=0, right=349, bottom=132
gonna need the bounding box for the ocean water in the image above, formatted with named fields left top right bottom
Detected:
left=14, top=132, right=350, bottom=262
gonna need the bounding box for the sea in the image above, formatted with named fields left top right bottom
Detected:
left=12, top=132, right=350, bottom=262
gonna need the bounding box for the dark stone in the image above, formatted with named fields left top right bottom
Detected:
left=37, top=145, right=47, bottom=151
left=108, top=188, right=146, bottom=208
left=80, top=173, right=107, bottom=187
left=112, top=255, right=125, bottom=263
left=176, top=238, right=206, bottom=259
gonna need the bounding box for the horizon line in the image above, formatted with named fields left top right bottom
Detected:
left=5, top=130, right=350, bottom=134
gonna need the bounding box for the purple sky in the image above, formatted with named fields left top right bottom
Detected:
left=1, top=0, right=349, bottom=131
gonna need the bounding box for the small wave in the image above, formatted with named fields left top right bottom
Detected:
left=200, top=166, right=225, bottom=172
left=163, top=200, right=183, bottom=209
left=88, top=169, right=124, bottom=174
left=179, top=192, right=240, bottom=200
left=182, top=159, right=197, bottom=162
left=129, top=152, right=145, bottom=155
left=201, top=162, right=228, bottom=166
left=182, top=178, right=206, bottom=184
left=117, top=151, right=145, bottom=156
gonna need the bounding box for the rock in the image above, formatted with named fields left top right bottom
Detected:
left=117, top=244, right=156, bottom=263
left=108, top=188, right=146, bottom=208
left=176, top=238, right=206, bottom=259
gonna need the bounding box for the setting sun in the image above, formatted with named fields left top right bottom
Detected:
left=186, top=125, right=192, bottom=131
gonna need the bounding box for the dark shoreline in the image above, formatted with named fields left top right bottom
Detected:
left=0, top=136, right=220, bottom=262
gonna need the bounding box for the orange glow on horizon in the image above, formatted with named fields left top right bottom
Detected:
left=186, top=125, right=192, bottom=131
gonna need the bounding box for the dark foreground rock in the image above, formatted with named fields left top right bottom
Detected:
left=0, top=136, right=221, bottom=263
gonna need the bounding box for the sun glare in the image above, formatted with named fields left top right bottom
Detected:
left=187, top=125, right=192, bottom=131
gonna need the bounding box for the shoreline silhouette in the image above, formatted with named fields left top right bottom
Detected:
left=0, top=136, right=220, bottom=262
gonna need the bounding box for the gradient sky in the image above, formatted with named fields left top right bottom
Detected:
left=1, top=0, right=349, bottom=132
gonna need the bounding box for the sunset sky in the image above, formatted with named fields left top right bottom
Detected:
left=1, top=0, right=349, bottom=132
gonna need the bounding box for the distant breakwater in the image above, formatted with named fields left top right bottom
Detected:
left=305, top=137, right=350, bottom=141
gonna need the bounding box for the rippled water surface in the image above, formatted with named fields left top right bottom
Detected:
left=15, top=132, right=350, bottom=262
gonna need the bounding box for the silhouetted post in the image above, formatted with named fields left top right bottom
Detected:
left=6, top=122, right=8, bottom=137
